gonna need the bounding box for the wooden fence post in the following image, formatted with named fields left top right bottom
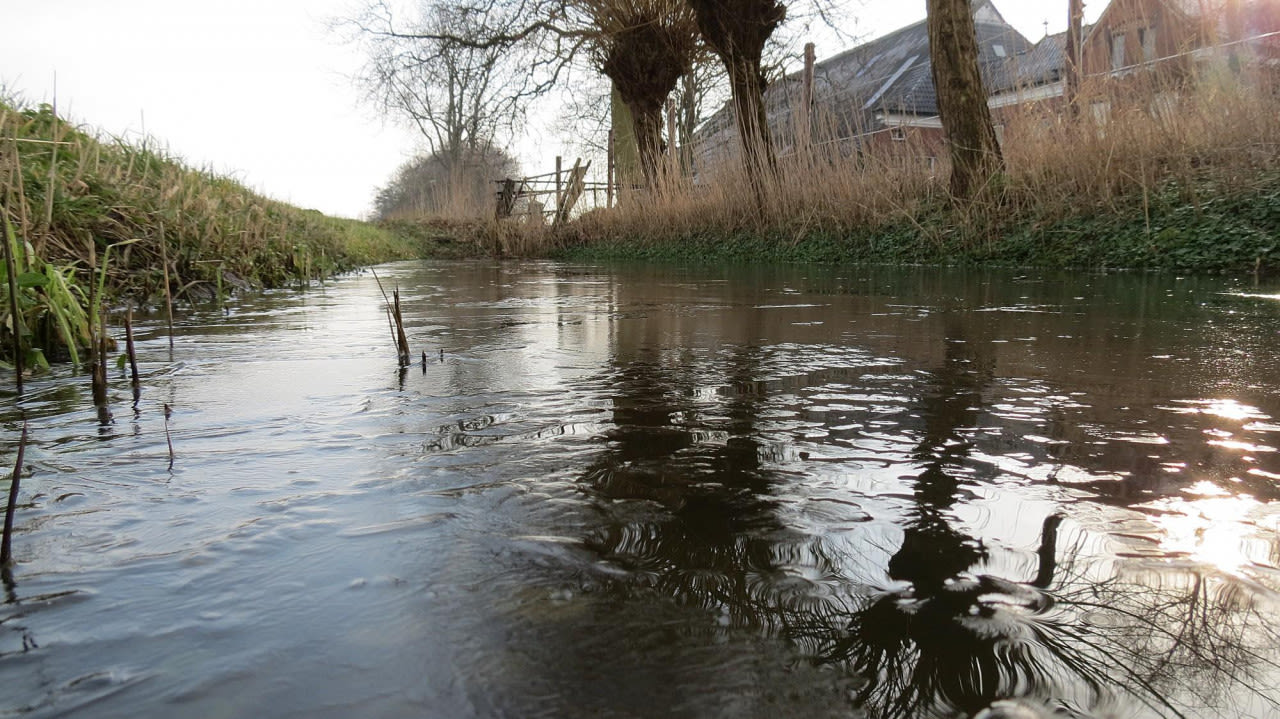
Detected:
left=555, top=159, right=590, bottom=225
left=801, top=42, right=816, bottom=151
left=606, top=129, right=616, bottom=208
left=554, top=156, right=563, bottom=211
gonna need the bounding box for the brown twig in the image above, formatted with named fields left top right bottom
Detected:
left=392, top=287, right=411, bottom=367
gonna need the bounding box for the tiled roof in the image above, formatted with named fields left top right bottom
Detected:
left=692, top=0, right=1280, bottom=166
left=694, top=2, right=1041, bottom=160
left=780, top=11, right=1029, bottom=119
left=1006, top=31, right=1068, bottom=87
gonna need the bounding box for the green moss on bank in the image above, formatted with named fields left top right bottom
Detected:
left=556, top=175, right=1280, bottom=273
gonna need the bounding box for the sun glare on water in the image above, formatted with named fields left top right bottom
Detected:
left=1142, top=481, right=1273, bottom=576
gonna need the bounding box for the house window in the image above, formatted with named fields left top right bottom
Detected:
left=1140, top=26, right=1157, bottom=62
left=1111, top=32, right=1127, bottom=70
left=891, top=127, right=907, bottom=142
left=993, top=44, right=1006, bottom=58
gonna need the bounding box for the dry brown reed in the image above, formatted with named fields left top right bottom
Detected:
left=562, top=64, right=1280, bottom=253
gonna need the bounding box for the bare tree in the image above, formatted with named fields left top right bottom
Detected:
left=550, top=48, right=724, bottom=176
left=926, top=0, right=1004, bottom=200
left=347, top=0, right=840, bottom=201
left=352, top=1, right=541, bottom=174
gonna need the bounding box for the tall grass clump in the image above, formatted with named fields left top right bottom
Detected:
left=555, top=64, right=1280, bottom=271
left=0, top=96, right=424, bottom=364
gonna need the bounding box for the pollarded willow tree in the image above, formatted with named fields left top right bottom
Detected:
left=348, top=0, right=841, bottom=200
left=686, top=0, right=786, bottom=192
left=926, top=0, right=1004, bottom=200
left=587, top=0, right=701, bottom=187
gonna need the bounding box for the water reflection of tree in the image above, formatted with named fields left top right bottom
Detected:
left=580, top=344, right=857, bottom=628
left=820, top=523, right=1280, bottom=718
left=577, top=324, right=1280, bottom=718
left=823, top=320, right=1057, bottom=718
left=821, top=323, right=1280, bottom=717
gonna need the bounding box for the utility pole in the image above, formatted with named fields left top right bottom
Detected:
left=606, top=129, right=615, bottom=209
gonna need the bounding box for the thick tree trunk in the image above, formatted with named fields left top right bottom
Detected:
left=600, top=15, right=695, bottom=191
left=926, top=0, right=1004, bottom=200
left=631, top=103, right=666, bottom=188
left=727, top=56, right=775, bottom=193
left=610, top=87, right=641, bottom=190
left=687, top=0, right=785, bottom=196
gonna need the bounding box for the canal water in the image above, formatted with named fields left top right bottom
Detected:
left=2, top=261, right=1279, bottom=718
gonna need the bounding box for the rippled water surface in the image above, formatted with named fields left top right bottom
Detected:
left=3, top=262, right=1280, bottom=718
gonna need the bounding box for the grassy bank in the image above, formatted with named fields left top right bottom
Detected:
left=0, top=99, right=430, bottom=365
left=548, top=71, right=1279, bottom=272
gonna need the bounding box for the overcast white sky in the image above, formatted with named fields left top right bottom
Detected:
left=2, top=0, right=1104, bottom=219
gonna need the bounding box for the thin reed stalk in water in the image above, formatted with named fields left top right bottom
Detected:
left=392, top=287, right=411, bottom=367
left=91, top=315, right=108, bottom=408
left=370, top=269, right=397, bottom=341
left=1, top=421, right=28, bottom=566
left=370, top=269, right=411, bottom=365
left=384, top=306, right=396, bottom=343
left=163, top=404, right=174, bottom=470
left=160, top=223, right=174, bottom=352
left=124, top=306, right=140, bottom=401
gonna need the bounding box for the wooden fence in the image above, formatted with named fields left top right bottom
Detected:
left=494, top=156, right=612, bottom=225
